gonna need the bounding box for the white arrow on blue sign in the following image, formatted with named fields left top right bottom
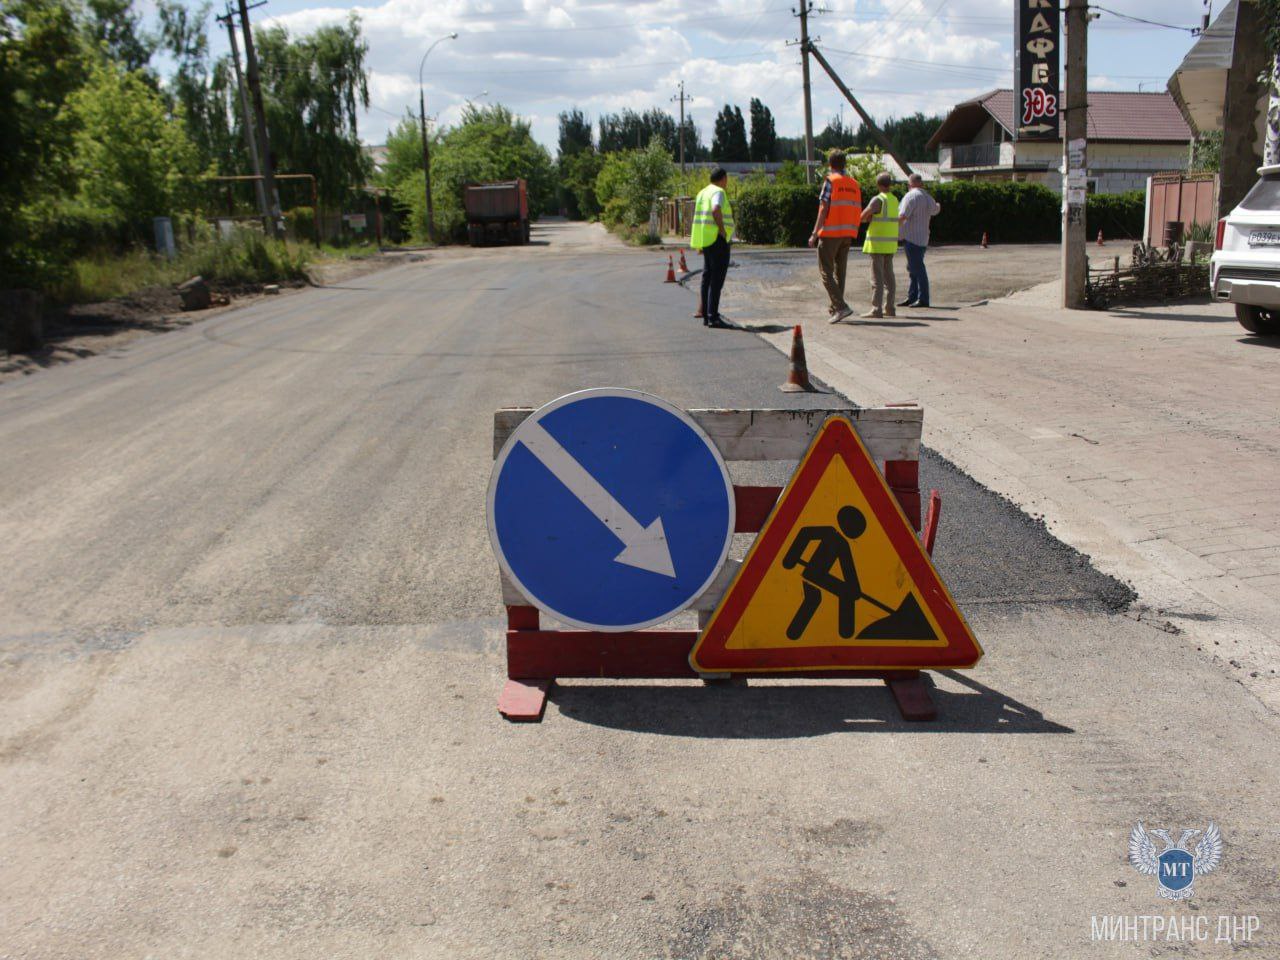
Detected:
left=488, top=388, right=736, bottom=631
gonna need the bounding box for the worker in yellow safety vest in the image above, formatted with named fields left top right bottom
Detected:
left=689, top=166, right=734, bottom=328
left=859, top=171, right=900, bottom=318
left=808, top=149, right=862, bottom=323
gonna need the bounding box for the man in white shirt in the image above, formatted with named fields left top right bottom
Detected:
left=897, top=174, right=941, bottom=308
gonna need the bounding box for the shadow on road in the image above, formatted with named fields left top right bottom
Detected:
left=552, top=670, right=1072, bottom=738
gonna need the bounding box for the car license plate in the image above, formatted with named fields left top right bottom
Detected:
left=1248, top=229, right=1280, bottom=246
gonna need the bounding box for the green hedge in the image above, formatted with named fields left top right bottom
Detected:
left=730, top=180, right=1147, bottom=246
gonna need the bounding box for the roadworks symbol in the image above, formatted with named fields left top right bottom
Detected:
left=690, top=416, right=981, bottom=673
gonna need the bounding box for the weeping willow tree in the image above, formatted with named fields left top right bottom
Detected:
left=254, top=14, right=371, bottom=208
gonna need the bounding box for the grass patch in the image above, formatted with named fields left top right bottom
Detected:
left=51, top=230, right=312, bottom=304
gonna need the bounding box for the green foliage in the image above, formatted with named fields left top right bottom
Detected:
left=558, top=107, right=593, bottom=157
left=84, top=0, right=155, bottom=73
left=748, top=98, right=776, bottom=162
left=157, top=0, right=234, bottom=173
left=255, top=15, right=370, bottom=208
left=774, top=160, right=808, bottom=186
left=734, top=183, right=821, bottom=246
left=285, top=205, right=316, bottom=243
left=61, top=61, right=206, bottom=240
left=52, top=228, right=310, bottom=303
left=558, top=149, right=604, bottom=219
left=730, top=179, right=1144, bottom=248
left=712, top=104, right=749, bottom=161
left=595, top=139, right=674, bottom=228
left=853, top=112, right=944, bottom=162
left=1084, top=189, right=1146, bottom=241
left=1191, top=131, right=1222, bottom=173
left=390, top=103, right=553, bottom=240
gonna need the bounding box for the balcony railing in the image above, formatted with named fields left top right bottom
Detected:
left=949, top=143, right=1004, bottom=169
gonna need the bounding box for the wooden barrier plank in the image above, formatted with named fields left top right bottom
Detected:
left=494, top=407, right=921, bottom=463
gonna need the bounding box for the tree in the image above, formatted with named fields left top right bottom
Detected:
left=157, top=0, right=235, bottom=174
left=558, top=150, right=604, bottom=219
left=711, top=105, right=749, bottom=162
left=84, top=0, right=155, bottom=73
left=391, top=103, right=554, bottom=239
left=0, top=0, right=93, bottom=284
left=255, top=15, right=371, bottom=208
left=854, top=112, right=944, bottom=161
left=557, top=107, right=593, bottom=158
left=676, top=116, right=705, bottom=162
left=815, top=114, right=856, bottom=152
left=748, top=98, right=777, bottom=162
left=62, top=61, right=205, bottom=237
left=598, top=108, right=677, bottom=155
left=594, top=137, right=674, bottom=227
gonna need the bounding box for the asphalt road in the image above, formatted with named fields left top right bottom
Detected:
left=2, top=221, right=1277, bottom=959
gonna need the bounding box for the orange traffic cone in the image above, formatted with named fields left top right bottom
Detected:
left=664, top=255, right=676, bottom=283
left=981, top=231, right=989, bottom=248
left=1097, top=229, right=1104, bottom=246
left=678, top=249, right=688, bottom=272
left=779, top=325, right=815, bottom=393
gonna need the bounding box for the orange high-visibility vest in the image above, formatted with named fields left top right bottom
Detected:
left=817, top=173, right=862, bottom=238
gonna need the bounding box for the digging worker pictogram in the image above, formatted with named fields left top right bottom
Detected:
left=783, top=506, right=880, bottom=639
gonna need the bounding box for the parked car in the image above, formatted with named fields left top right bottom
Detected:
left=1211, top=163, right=1280, bottom=335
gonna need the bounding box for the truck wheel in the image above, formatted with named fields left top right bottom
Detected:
left=523, top=221, right=531, bottom=243
left=1235, top=304, right=1280, bottom=335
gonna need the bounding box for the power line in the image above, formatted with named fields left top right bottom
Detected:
left=1089, top=5, right=1200, bottom=33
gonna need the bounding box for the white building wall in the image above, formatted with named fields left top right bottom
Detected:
left=938, top=140, right=1190, bottom=194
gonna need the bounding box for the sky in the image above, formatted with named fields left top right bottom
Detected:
left=195, top=0, right=1219, bottom=150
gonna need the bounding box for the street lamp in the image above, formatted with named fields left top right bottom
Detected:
left=419, top=32, right=458, bottom=244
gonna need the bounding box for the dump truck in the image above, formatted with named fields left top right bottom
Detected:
left=463, top=180, right=530, bottom=246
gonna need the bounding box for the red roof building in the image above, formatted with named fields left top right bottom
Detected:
left=928, top=89, right=1193, bottom=194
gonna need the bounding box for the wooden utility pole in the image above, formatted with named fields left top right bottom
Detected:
left=795, top=2, right=816, bottom=183
left=807, top=45, right=914, bottom=178
left=218, top=3, right=268, bottom=226
left=237, top=0, right=282, bottom=238
left=671, top=81, right=691, bottom=175
left=1061, top=0, right=1088, bottom=308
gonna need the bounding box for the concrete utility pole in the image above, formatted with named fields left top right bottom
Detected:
left=419, top=32, right=458, bottom=245
left=807, top=44, right=914, bottom=178
left=671, top=81, right=690, bottom=175
left=795, top=2, right=816, bottom=183
left=218, top=3, right=268, bottom=227
left=1061, top=0, right=1088, bottom=309
left=237, top=0, right=282, bottom=238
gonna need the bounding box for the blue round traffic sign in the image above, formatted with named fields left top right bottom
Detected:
left=488, top=389, right=735, bottom=631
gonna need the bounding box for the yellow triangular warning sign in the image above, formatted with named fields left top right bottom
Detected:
left=690, top=416, right=982, bottom=672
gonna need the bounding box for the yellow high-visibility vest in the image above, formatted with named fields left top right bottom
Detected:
left=690, top=184, right=734, bottom=249
left=862, top=191, right=900, bottom=254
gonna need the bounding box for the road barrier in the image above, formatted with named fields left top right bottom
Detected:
left=491, top=402, right=974, bottom=723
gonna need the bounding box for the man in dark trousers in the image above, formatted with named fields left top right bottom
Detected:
left=689, top=167, right=734, bottom=328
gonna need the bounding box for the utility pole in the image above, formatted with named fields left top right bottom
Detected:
left=237, top=0, right=282, bottom=238
left=807, top=44, right=913, bottom=177
left=218, top=3, right=268, bottom=227
left=1061, top=0, right=1088, bottom=308
left=793, top=2, right=816, bottom=183
left=419, top=90, right=433, bottom=242
left=671, top=81, right=690, bottom=175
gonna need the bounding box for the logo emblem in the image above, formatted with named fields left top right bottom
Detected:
left=1128, top=822, right=1222, bottom=900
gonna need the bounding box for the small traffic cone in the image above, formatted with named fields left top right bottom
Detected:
left=779, top=325, right=815, bottom=393
left=678, top=249, right=688, bottom=272
left=1097, top=229, right=1104, bottom=246
left=980, top=231, right=989, bottom=248
left=664, top=255, right=676, bottom=283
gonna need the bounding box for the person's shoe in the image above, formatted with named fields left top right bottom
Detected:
left=897, top=299, right=917, bottom=307
left=913, top=302, right=930, bottom=308
left=861, top=308, right=883, bottom=319
left=707, top=316, right=732, bottom=329
left=830, top=306, right=854, bottom=323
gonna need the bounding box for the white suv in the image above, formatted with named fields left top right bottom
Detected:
left=1212, top=163, right=1280, bottom=335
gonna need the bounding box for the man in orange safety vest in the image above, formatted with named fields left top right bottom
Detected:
left=808, top=150, right=862, bottom=323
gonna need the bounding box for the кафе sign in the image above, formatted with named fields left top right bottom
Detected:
left=1015, top=0, right=1061, bottom=140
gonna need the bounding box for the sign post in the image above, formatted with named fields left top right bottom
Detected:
left=1015, top=0, right=1061, bottom=141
